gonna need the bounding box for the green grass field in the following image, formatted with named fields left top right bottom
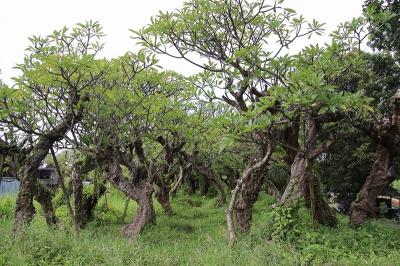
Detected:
left=1, top=190, right=400, bottom=265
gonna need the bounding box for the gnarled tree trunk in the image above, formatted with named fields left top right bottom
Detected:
left=35, top=185, right=58, bottom=227
left=100, top=150, right=156, bottom=239
left=13, top=140, right=59, bottom=233
left=234, top=170, right=266, bottom=232
left=226, top=144, right=274, bottom=244
left=13, top=111, right=80, bottom=233
left=280, top=114, right=337, bottom=227
left=71, top=158, right=106, bottom=228
left=71, top=165, right=85, bottom=228
left=14, top=174, right=58, bottom=232
left=155, top=185, right=173, bottom=216
left=123, top=181, right=156, bottom=238
left=350, top=90, right=400, bottom=225
left=13, top=172, right=36, bottom=233
left=350, top=145, right=394, bottom=225
left=153, top=136, right=186, bottom=216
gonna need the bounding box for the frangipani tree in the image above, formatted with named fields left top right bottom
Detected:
left=135, top=0, right=327, bottom=238
left=259, top=42, right=372, bottom=227
left=66, top=51, right=195, bottom=238
left=347, top=0, right=400, bottom=225
left=0, top=21, right=107, bottom=232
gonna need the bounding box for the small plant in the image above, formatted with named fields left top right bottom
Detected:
left=269, top=203, right=301, bottom=240
left=379, top=202, right=388, bottom=217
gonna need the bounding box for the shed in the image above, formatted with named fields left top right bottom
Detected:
left=37, top=165, right=58, bottom=186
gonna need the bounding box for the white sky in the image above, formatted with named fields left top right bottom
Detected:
left=0, top=0, right=364, bottom=85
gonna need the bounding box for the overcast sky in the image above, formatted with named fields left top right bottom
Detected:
left=0, top=0, right=364, bottom=84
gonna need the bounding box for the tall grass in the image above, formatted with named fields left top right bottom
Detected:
left=1, top=190, right=400, bottom=265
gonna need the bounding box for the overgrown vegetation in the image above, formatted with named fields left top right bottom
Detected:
left=1, top=192, right=400, bottom=265
left=1, top=0, right=400, bottom=264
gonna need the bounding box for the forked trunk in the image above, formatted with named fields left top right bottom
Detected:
left=350, top=145, right=394, bottom=225
left=226, top=144, right=274, bottom=244
left=73, top=181, right=106, bottom=228
left=13, top=112, right=77, bottom=233
left=13, top=148, right=58, bottom=233
left=71, top=159, right=104, bottom=228
left=280, top=114, right=337, bottom=227
left=100, top=153, right=156, bottom=239
left=14, top=178, right=58, bottom=232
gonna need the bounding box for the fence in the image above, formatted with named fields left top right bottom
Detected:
left=0, top=177, right=20, bottom=197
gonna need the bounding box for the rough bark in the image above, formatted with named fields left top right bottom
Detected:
left=226, top=144, right=274, bottom=244
left=13, top=137, right=60, bottom=233
left=280, top=114, right=337, bottom=227
left=34, top=185, right=58, bottom=227
left=99, top=149, right=156, bottom=239
left=350, top=90, right=400, bottom=225
left=283, top=120, right=300, bottom=167
left=153, top=170, right=174, bottom=216
left=281, top=152, right=337, bottom=226
left=155, top=185, right=173, bottom=216
left=71, top=164, right=85, bottom=228
left=234, top=170, right=266, bottom=232
left=123, top=181, right=156, bottom=238
left=71, top=158, right=105, bottom=228
left=13, top=111, right=80, bottom=233
left=280, top=155, right=309, bottom=204
left=13, top=174, right=36, bottom=233
left=350, top=145, right=394, bottom=225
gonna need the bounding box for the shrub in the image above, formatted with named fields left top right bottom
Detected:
left=269, top=203, right=302, bottom=241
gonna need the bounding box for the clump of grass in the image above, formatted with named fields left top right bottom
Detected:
left=0, top=196, right=14, bottom=219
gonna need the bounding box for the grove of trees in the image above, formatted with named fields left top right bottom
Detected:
left=1, top=0, right=400, bottom=247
